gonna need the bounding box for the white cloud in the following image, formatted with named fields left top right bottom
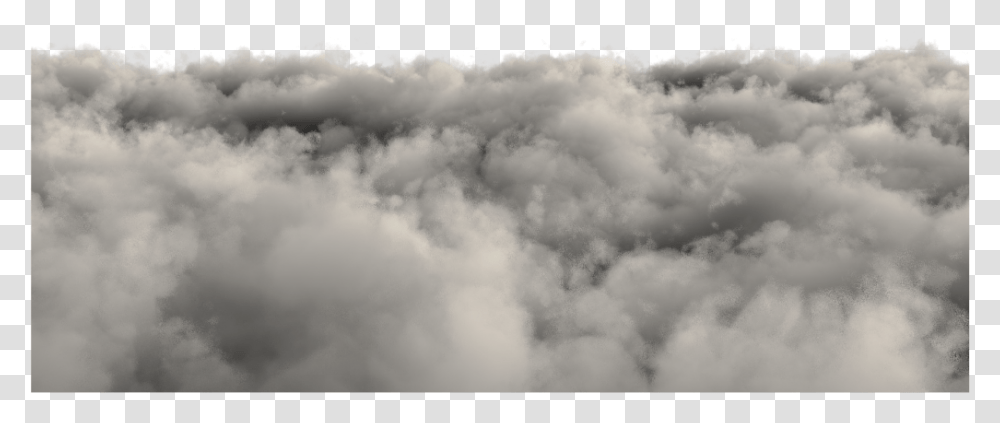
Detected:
left=31, top=47, right=969, bottom=392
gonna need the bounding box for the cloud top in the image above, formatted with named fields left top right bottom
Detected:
left=31, top=48, right=969, bottom=392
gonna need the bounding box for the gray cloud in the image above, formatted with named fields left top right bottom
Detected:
left=31, top=46, right=968, bottom=392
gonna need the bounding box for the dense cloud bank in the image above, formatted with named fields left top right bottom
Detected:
left=32, top=48, right=969, bottom=392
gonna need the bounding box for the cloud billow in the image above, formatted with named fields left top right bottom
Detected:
left=31, top=47, right=969, bottom=392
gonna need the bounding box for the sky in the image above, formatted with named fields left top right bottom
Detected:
left=30, top=47, right=969, bottom=392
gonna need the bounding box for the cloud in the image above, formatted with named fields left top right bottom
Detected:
left=31, top=47, right=968, bottom=392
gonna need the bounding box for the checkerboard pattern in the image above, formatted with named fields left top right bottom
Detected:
left=1, top=0, right=997, bottom=421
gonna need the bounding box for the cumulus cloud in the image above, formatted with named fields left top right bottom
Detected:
left=31, top=47, right=968, bottom=392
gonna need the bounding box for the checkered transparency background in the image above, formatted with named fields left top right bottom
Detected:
left=0, top=0, right=997, bottom=421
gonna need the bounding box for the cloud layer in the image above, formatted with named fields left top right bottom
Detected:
left=31, top=48, right=969, bottom=392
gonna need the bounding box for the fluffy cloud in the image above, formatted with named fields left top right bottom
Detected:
left=31, top=47, right=968, bottom=392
